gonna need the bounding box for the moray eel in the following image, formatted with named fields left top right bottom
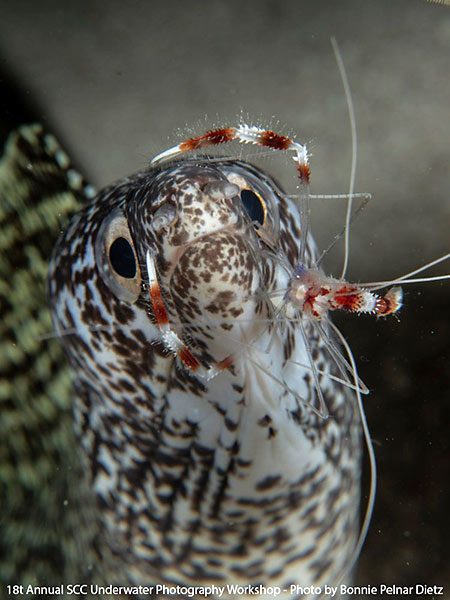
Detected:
left=1, top=125, right=362, bottom=599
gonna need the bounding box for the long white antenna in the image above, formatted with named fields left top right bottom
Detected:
left=330, top=320, right=377, bottom=588
left=331, top=37, right=358, bottom=281
left=361, top=251, right=450, bottom=290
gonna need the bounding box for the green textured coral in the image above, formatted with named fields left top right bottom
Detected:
left=0, top=125, right=97, bottom=592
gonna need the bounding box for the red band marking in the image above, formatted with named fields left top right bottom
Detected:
left=178, top=345, right=201, bottom=370
left=375, top=298, right=389, bottom=315
left=216, top=355, right=234, bottom=371
left=375, top=288, right=402, bottom=316
left=150, top=283, right=169, bottom=325
left=375, top=297, right=399, bottom=316
left=258, top=130, right=292, bottom=151
left=333, top=286, right=362, bottom=312
left=179, top=128, right=235, bottom=152
left=297, top=163, right=311, bottom=185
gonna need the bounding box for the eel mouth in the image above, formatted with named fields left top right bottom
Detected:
left=165, top=229, right=267, bottom=361
left=170, top=230, right=259, bottom=323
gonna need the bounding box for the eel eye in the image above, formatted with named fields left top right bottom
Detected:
left=240, top=189, right=266, bottom=227
left=109, top=237, right=137, bottom=278
left=95, top=209, right=142, bottom=303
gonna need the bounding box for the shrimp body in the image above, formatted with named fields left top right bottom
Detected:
left=286, top=265, right=403, bottom=320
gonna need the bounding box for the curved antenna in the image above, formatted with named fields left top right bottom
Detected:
left=331, top=37, right=358, bottom=281
left=329, top=319, right=377, bottom=588
left=298, top=319, right=329, bottom=418
left=361, top=251, right=450, bottom=290
left=315, top=320, right=370, bottom=394
left=316, top=193, right=371, bottom=268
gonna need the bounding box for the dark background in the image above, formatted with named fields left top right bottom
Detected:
left=0, top=0, right=449, bottom=595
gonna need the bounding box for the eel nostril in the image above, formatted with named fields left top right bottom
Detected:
left=202, top=180, right=239, bottom=200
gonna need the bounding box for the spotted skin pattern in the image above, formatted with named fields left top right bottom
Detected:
left=48, top=157, right=362, bottom=598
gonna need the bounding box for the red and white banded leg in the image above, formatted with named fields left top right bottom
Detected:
left=151, top=124, right=310, bottom=185
left=146, top=249, right=234, bottom=380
